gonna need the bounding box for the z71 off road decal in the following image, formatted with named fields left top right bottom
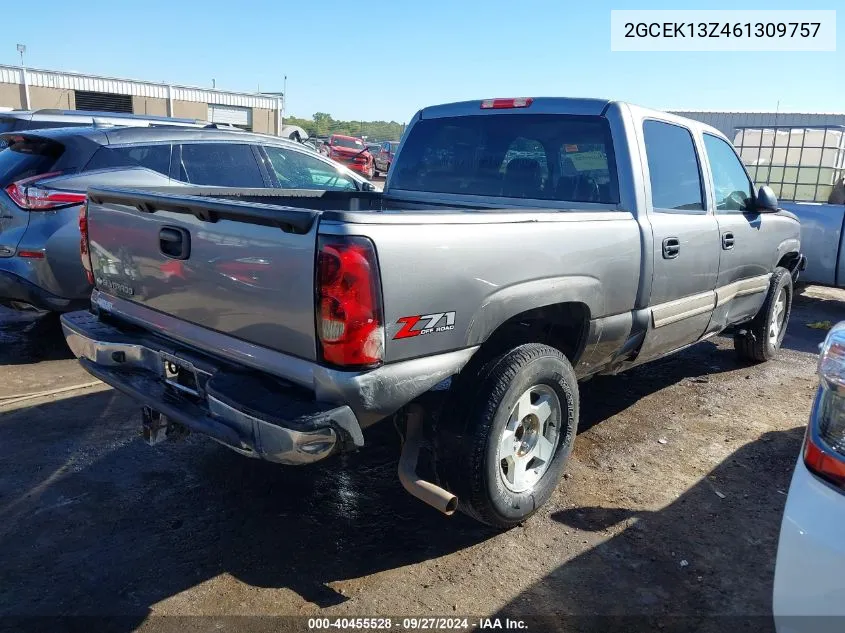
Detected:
left=394, top=312, right=456, bottom=339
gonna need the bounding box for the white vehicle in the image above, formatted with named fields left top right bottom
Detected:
left=773, top=322, right=845, bottom=633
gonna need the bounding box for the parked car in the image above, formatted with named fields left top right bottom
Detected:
left=779, top=197, right=845, bottom=288
left=0, top=109, right=210, bottom=148
left=310, top=138, right=330, bottom=156
left=326, top=134, right=374, bottom=179
left=773, top=321, right=845, bottom=633
left=0, top=126, right=375, bottom=315
left=63, top=96, right=804, bottom=528
left=373, top=140, right=400, bottom=176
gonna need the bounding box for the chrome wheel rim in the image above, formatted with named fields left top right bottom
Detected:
left=769, top=288, right=787, bottom=345
left=497, top=385, right=561, bottom=493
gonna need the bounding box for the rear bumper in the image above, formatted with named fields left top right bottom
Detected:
left=0, top=269, right=89, bottom=313
left=61, top=310, right=363, bottom=465
left=84, top=290, right=479, bottom=430
left=343, top=161, right=372, bottom=175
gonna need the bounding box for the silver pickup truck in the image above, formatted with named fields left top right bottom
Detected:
left=62, top=97, right=805, bottom=528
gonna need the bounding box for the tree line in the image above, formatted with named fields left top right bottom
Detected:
left=285, top=113, right=405, bottom=141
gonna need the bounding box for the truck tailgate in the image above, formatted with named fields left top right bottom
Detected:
left=85, top=188, right=321, bottom=361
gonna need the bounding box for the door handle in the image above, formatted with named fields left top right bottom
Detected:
left=159, top=226, right=190, bottom=260
left=722, top=231, right=735, bottom=250
left=662, top=237, right=681, bottom=259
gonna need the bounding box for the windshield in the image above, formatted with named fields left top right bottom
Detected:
left=390, top=142, right=400, bottom=152
left=391, top=114, right=618, bottom=203
left=332, top=136, right=364, bottom=149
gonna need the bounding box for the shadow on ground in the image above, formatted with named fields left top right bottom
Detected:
left=0, top=389, right=495, bottom=627
left=0, top=312, right=73, bottom=365
left=578, top=341, right=739, bottom=434
left=785, top=286, right=845, bottom=354
left=493, top=427, right=805, bottom=633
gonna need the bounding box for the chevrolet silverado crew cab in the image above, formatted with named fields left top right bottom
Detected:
left=62, top=97, right=805, bottom=528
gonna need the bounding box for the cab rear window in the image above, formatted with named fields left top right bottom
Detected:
left=391, top=114, right=619, bottom=204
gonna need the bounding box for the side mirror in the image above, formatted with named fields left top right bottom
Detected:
left=361, top=181, right=377, bottom=192
left=756, top=185, right=779, bottom=212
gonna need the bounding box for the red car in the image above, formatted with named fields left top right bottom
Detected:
left=326, top=134, right=374, bottom=179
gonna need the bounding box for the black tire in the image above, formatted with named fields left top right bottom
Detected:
left=734, top=266, right=793, bottom=362
left=438, top=344, right=578, bottom=529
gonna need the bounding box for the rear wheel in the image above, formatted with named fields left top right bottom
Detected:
left=734, top=266, right=793, bottom=362
left=438, top=344, right=578, bottom=529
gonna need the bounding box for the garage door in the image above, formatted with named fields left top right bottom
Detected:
left=208, top=104, right=252, bottom=130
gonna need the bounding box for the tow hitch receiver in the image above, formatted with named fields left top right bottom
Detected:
left=142, top=406, right=189, bottom=445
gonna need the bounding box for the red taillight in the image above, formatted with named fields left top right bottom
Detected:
left=804, top=430, right=845, bottom=488
left=806, top=327, right=845, bottom=490
left=480, top=97, right=534, bottom=110
left=804, top=388, right=845, bottom=490
left=4, top=171, right=86, bottom=210
left=316, top=236, right=384, bottom=367
left=79, top=202, right=94, bottom=285
left=17, top=250, right=44, bottom=259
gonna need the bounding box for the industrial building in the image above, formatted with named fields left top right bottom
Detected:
left=0, top=64, right=284, bottom=134
left=671, top=110, right=845, bottom=139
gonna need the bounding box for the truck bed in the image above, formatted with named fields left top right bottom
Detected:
left=84, top=186, right=639, bottom=366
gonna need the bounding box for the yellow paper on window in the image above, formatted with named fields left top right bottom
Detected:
left=568, top=150, right=607, bottom=171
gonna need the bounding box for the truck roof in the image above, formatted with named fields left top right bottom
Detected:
left=419, top=97, right=612, bottom=119
left=417, top=97, right=730, bottom=141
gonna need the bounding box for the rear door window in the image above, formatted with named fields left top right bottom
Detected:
left=391, top=113, right=618, bottom=203
left=643, top=120, right=705, bottom=212
left=84, top=144, right=171, bottom=176
left=176, top=143, right=265, bottom=187
left=263, top=146, right=358, bottom=191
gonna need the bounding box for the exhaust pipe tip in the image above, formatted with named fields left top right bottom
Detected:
left=398, top=405, right=458, bottom=516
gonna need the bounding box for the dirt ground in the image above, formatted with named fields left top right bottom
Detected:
left=1, top=285, right=843, bottom=632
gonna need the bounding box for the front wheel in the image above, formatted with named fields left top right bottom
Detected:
left=734, top=266, right=793, bottom=362
left=439, top=344, right=579, bottom=529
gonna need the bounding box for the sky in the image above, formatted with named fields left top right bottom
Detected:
left=1, top=0, right=841, bottom=123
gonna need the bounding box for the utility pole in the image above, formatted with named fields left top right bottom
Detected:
left=281, top=75, right=287, bottom=132
left=16, top=44, right=30, bottom=110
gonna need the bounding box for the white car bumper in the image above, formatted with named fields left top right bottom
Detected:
left=773, top=457, right=845, bottom=633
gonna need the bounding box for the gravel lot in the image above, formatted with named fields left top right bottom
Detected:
left=0, top=285, right=842, bottom=632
